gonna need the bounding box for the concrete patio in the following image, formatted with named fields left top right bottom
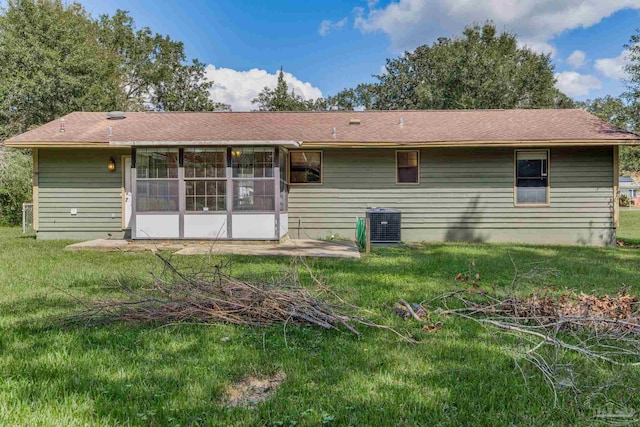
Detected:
left=65, top=238, right=360, bottom=259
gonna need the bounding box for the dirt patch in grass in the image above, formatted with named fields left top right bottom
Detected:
left=223, top=372, right=287, bottom=408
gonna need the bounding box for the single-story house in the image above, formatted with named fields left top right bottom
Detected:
left=5, top=109, right=639, bottom=246
left=619, top=177, right=640, bottom=206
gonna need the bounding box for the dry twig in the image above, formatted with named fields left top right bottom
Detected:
left=64, top=253, right=415, bottom=342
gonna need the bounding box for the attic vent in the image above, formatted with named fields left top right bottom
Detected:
left=349, top=118, right=361, bottom=125
left=106, top=111, right=126, bottom=120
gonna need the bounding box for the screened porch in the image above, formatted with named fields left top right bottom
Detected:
left=131, top=146, right=289, bottom=240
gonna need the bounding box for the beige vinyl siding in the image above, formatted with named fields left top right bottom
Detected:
left=37, top=148, right=130, bottom=240
left=288, top=147, right=615, bottom=246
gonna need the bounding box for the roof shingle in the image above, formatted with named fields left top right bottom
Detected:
left=5, top=109, right=639, bottom=146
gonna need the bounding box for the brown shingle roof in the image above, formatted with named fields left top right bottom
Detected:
left=5, top=109, right=639, bottom=147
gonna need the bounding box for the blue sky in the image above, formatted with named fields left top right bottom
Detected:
left=73, top=1, right=640, bottom=109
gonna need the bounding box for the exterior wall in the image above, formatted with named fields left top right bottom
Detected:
left=288, top=147, right=615, bottom=246
left=37, top=148, right=130, bottom=240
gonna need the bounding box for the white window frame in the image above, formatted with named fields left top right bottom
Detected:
left=514, top=149, right=550, bottom=207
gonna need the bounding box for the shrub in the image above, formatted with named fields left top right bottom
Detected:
left=0, top=148, right=32, bottom=225
left=620, top=194, right=631, bottom=207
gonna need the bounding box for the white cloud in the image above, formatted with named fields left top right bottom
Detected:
left=353, top=0, right=640, bottom=56
left=555, top=71, right=602, bottom=97
left=566, top=50, right=586, bottom=68
left=319, top=17, right=348, bottom=36
left=595, top=49, right=630, bottom=80
left=518, top=40, right=557, bottom=58
left=205, top=65, right=324, bottom=111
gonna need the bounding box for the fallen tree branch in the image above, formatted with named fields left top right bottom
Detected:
left=400, top=299, right=423, bottom=322
left=424, top=284, right=640, bottom=407
left=63, top=253, right=415, bottom=342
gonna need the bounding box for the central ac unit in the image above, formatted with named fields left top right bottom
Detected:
left=366, top=208, right=401, bottom=243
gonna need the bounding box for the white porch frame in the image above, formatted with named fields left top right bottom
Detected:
left=130, top=145, right=290, bottom=240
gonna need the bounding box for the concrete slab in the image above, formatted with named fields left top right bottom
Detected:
left=65, top=239, right=187, bottom=252
left=65, top=239, right=143, bottom=251
left=65, top=239, right=360, bottom=259
left=174, top=239, right=360, bottom=259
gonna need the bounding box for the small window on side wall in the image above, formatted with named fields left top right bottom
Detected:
left=397, top=150, right=419, bottom=184
left=515, top=150, right=549, bottom=205
left=289, top=151, right=322, bottom=184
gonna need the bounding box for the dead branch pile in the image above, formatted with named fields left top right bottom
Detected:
left=421, top=285, right=640, bottom=406
left=443, top=289, right=640, bottom=334
left=429, top=289, right=640, bottom=365
left=64, top=253, right=409, bottom=340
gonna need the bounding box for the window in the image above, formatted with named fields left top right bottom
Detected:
left=184, top=148, right=226, bottom=212
left=135, top=149, right=179, bottom=211
left=232, top=147, right=273, bottom=178
left=515, top=150, right=549, bottom=205
left=232, top=147, right=276, bottom=211
left=397, top=151, right=419, bottom=184
left=279, top=148, right=288, bottom=211
left=136, top=149, right=178, bottom=179
left=233, top=180, right=275, bottom=211
left=289, top=151, right=322, bottom=184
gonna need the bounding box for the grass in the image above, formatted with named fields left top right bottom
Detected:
left=1, top=227, right=640, bottom=426
left=619, top=209, right=640, bottom=244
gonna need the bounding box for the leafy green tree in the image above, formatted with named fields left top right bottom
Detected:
left=332, top=23, right=573, bottom=110
left=0, top=148, right=32, bottom=225
left=252, top=67, right=326, bottom=111
left=576, top=96, right=632, bottom=130
left=0, top=1, right=228, bottom=141
left=0, top=0, right=118, bottom=139
left=97, top=10, right=228, bottom=112
left=578, top=96, right=640, bottom=175
left=328, top=83, right=377, bottom=110
left=624, top=28, right=640, bottom=108
left=0, top=0, right=228, bottom=225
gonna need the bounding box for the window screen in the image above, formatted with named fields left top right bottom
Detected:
left=516, top=151, right=549, bottom=204
left=135, top=149, right=179, bottom=212
left=184, top=148, right=226, bottom=212
left=231, top=147, right=276, bottom=211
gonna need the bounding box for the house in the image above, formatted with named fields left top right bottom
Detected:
left=619, top=177, right=640, bottom=206
left=5, top=109, right=639, bottom=246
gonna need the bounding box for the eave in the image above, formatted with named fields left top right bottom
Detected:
left=5, top=138, right=639, bottom=149
left=298, top=139, right=640, bottom=148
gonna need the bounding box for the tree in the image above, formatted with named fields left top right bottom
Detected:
left=0, top=0, right=228, bottom=225
left=0, top=1, right=229, bottom=140
left=328, top=83, right=377, bottom=111
left=578, top=96, right=640, bottom=175
left=331, top=23, right=573, bottom=110
left=149, top=59, right=230, bottom=112
left=0, top=148, right=32, bottom=225
left=252, top=67, right=326, bottom=111
left=624, top=28, right=640, bottom=110
left=0, top=0, right=119, bottom=140
left=96, top=10, right=229, bottom=112
left=576, top=96, right=632, bottom=130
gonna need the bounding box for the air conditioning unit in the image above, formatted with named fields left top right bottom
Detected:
left=366, top=208, right=401, bottom=243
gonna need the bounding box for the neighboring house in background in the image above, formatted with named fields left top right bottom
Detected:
left=5, top=109, right=640, bottom=246
left=619, top=177, right=640, bottom=206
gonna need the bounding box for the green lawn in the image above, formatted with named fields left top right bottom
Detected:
left=1, top=227, right=639, bottom=426
left=619, top=209, right=640, bottom=243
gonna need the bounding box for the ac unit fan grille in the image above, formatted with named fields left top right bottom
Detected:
left=366, top=209, right=401, bottom=243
